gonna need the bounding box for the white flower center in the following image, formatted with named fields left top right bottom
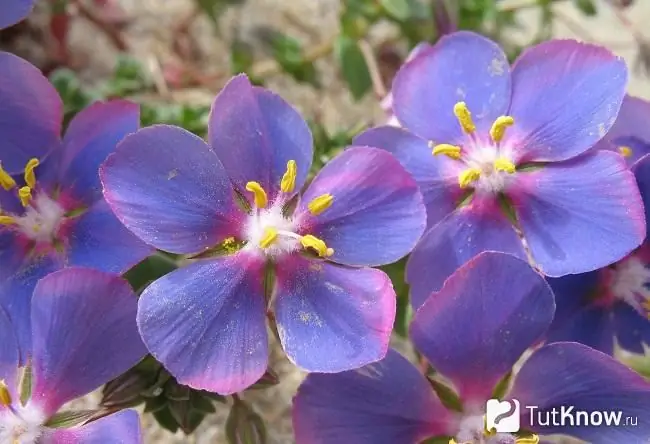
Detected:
left=0, top=403, right=46, bottom=444
left=609, top=255, right=650, bottom=314
left=11, top=193, right=66, bottom=243
left=465, top=147, right=515, bottom=195
left=243, top=203, right=300, bottom=258
left=455, top=415, right=517, bottom=444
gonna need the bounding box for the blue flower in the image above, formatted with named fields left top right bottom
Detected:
left=0, top=0, right=34, bottom=30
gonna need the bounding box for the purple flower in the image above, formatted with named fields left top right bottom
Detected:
left=293, top=252, right=650, bottom=444
left=100, top=74, right=427, bottom=395
left=0, top=267, right=146, bottom=443
left=0, top=0, right=34, bottom=30
left=0, top=53, right=152, bottom=358
left=355, top=31, right=645, bottom=309
left=547, top=153, right=650, bottom=355
left=593, top=94, right=650, bottom=164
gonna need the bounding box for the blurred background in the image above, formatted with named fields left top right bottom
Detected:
left=1, top=0, right=647, bottom=442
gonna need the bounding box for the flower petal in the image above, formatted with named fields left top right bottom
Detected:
left=292, top=349, right=452, bottom=444
left=44, top=409, right=142, bottom=444
left=274, top=255, right=395, bottom=373
left=208, top=74, right=313, bottom=201
left=392, top=31, right=511, bottom=142
left=410, top=252, right=554, bottom=403
left=101, top=125, right=242, bottom=254
left=0, top=52, right=62, bottom=174
left=64, top=200, right=153, bottom=273
left=54, top=100, right=140, bottom=205
left=406, top=201, right=526, bottom=309
left=511, top=342, right=650, bottom=442
left=512, top=151, right=645, bottom=276
left=353, top=126, right=462, bottom=228
left=613, top=303, right=650, bottom=354
left=604, top=95, right=650, bottom=164
left=506, top=40, right=627, bottom=162
left=633, top=154, right=650, bottom=226
left=137, top=254, right=268, bottom=394
left=297, top=147, right=426, bottom=267
left=0, top=0, right=34, bottom=29
left=30, top=268, right=146, bottom=414
left=0, top=306, right=19, bottom=392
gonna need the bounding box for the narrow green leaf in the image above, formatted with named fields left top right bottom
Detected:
left=45, top=410, right=97, bottom=428
left=428, top=377, right=463, bottom=412
left=334, top=36, right=372, bottom=100
left=380, top=0, right=412, bottom=21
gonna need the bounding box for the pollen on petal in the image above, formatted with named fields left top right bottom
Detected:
left=453, top=101, right=476, bottom=134
left=280, top=160, right=298, bottom=193
left=0, top=379, right=11, bottom=406
left=300, top=234, right=334, bottom=257
left=431, top=143, right=462, bottom=160
left=24, top=158, right=40, bottom=189
left=307, top=194, right=334, bottom=215
left=0, top=215, right=16, bottom=225
left=489, top=115, right=514, bottom=143
left=0, top=164, right=16, bottom=191
left=458, top=168, right=481, bottom=188
left=619, top=146, right=633, bottom=158
left=18, top=186, right=32, bottom=207
left=493, top=157, right=516, bottom=174
left=245, top=181, right=268, bottom=208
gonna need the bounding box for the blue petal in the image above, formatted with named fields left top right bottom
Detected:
left=392, top=31, right=511, bottom=142
left=353, top=126, right=462, bottom=228
left=0, top=0, right=34, bottom=29
left=137, top=253, right=268, bottom=395
left=633, top=154, right=650, bottom=228
left=30, top=268, right=146, bottom=414
left=406, top=202, right=526, bottom=309
left=293, top=349, right=452, bottom=444
left=64, top=200, right=153, bottom=273
left=274, top=255, right=395, bottom=372
left=208, top=74, right=313, bottom=202
left=44, top=409, right=142, bottom=444
left=545, top=305, right=615, bottom=356
left=0, top=52, right=62, bottom=174
left=296, top=147, right=426, bottom=267
left=410, top=252, right=554, bottom=403
left=613, top=303, right=650, bottom=354
left=0, top=306, right=19, bottom=393
left=101, top=125, right=243, bottom=254
left=511, top=342, right=650, bottom=442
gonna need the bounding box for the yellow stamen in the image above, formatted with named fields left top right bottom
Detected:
left=619, top=146, right=633, bottom=158
left=24, top=158, right=39, bottom=189
left=490, top=115, right=515, bottom=143
left=245, top=181, right=268, bottom=208
left=308, top=194, right=334, bottom=215
left=0, top=379, right=11, bottom=406
left=0, top=216, right=15, bottom=225
left=0, top=164, right=16, bottom=191
left=301, top=234, right=334, bottom=257
left=431, top=143, right=462, bottom=160
left=453, top=102, right=476, bottom=134
left=516, top=434, right=540, bottom=444
left=494, top=157, right=516, bottom=174
left=458, top=168, right=481, bottom=188
left=259, top=227, right=278, bottom=249
left=280, top=160, right=298, bottom=193
left=18, top=186, right=32, bottom=207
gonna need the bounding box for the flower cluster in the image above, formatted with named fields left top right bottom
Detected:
left=2, top=3, right=650, bottom=443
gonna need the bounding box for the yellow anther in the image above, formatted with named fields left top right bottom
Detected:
left=0, top=164, right=16, bottom=191
left=0, top=379, right=11, bottom=406
left=516, top=434, right=540, bottom=444
left=431, top=143, right=462, bottom=160
left=259, top=227, right=278, bottom=249
left=280, top=160, right=297, bottom=193
left=301, top=234, right=334, bottom=257
left=308, top=194, right=334, bottom=215
left=0, top=216, right=15, bottom=225
left=494, top=157, right=516, bottom=174
left=458, top=168, right=481, bottom=188
left=18, top=186, right=32, bottom=207
left=453, top=102, right=476, bottom=134
left=24, top=158, right=39, bottom=189
left=245, top=181, right=268, bottom=208
left=619, top=146, right=633, bottom=158
left=490, top=115, right=515, bottom=143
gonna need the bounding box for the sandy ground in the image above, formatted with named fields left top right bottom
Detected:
left=10, top=0, right=650, bottom=443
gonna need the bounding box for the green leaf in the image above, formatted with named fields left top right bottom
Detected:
left=270, top=33, right=320, bottom=87
left=124, top=254, right=179, bottom=294
left=428, top=377, right=463, bottom=412
left=491, top=370, right=513, bottom=400
left=334, top=36, right=372, bottom=101
left=191, top=392, right=217, bottom=413
left=19, top=364, right=32, bottom=406
left=226, top=398, right=267, bottom=444
left=380, top=0, right=412, bottom=21
left=153, top=406, right=179, bottom=433
left=45, top=410, right=97, bottom=428
left=573, top=0, right=597, bottom=16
